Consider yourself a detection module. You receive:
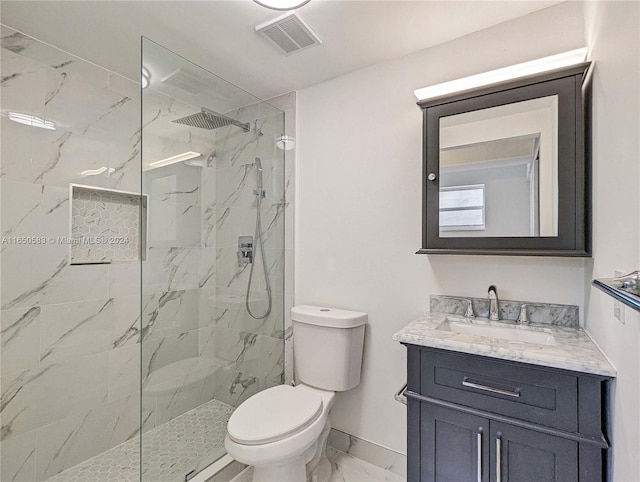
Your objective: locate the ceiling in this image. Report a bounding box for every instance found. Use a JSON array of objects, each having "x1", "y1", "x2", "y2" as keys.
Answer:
[{"x1": 1, "y1": 0, "x2": 563, "y2": 100}]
